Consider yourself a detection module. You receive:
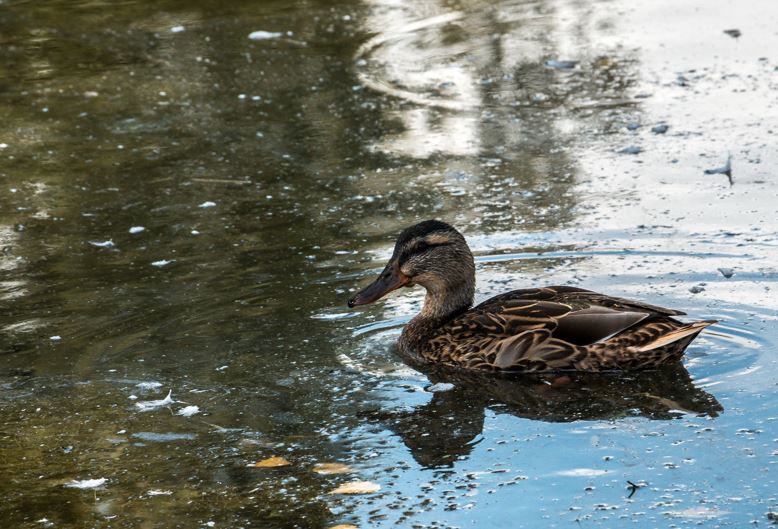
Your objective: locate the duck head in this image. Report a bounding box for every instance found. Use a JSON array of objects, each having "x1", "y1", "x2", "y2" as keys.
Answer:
[{"x1": 348, "y1": 220, "x2": 476, "y2": 315}]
